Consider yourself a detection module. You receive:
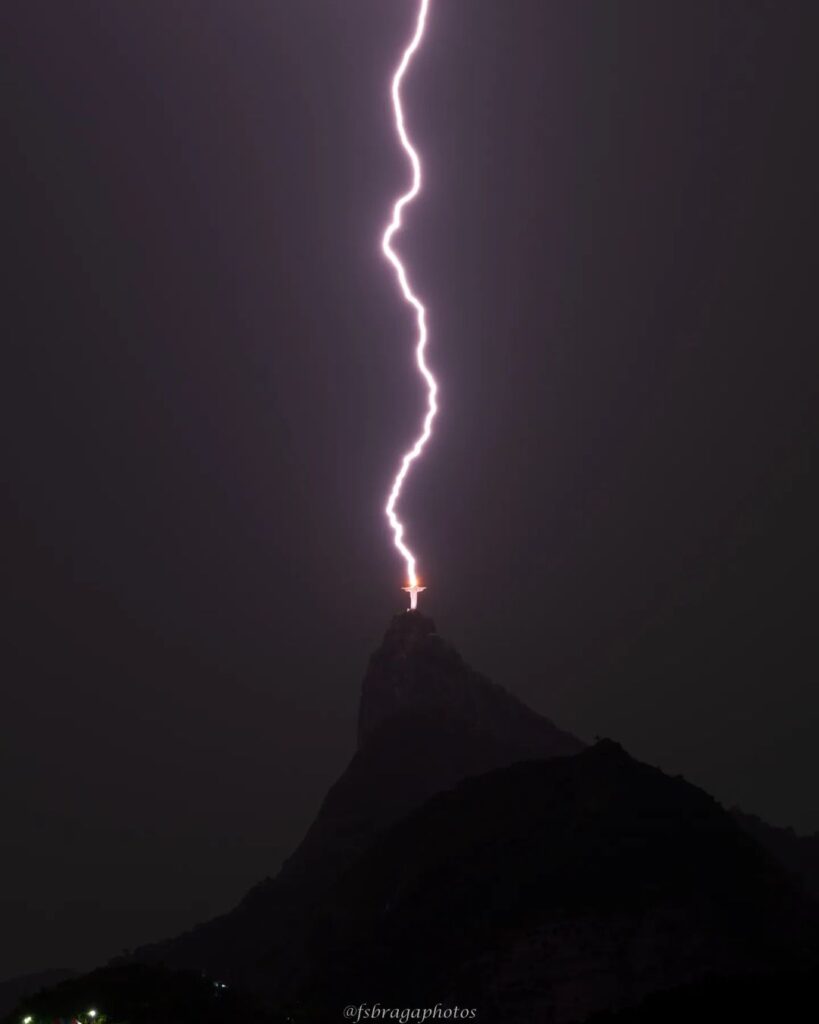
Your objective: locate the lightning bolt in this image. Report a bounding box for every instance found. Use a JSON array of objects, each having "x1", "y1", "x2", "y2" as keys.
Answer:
[{"x1": 381, "y1": 0, "x2": 437, "y2": 593}]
